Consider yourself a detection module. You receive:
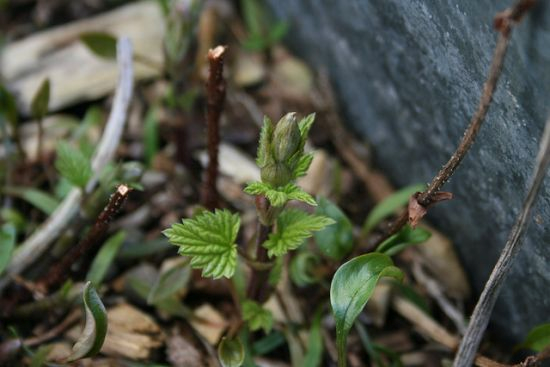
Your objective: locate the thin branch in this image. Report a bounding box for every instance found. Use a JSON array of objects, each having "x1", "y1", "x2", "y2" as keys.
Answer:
[
  {"x1": 246, "y1": 220, "x2": 272, "y2": 303},
  {"x1": 0, "y1": 38, "x2": 134, "y2": 292},
  {"x1": 201, "y1": 45, "x2": 227, "y2": 210},
  {"x1": 453, "y1": 108, "x2": 550, "y2": 365},
  {"x1": 38, "y1": 184, "x2": 131, "y2": 291},
  {"x1": 376, "y1": 0, "x2": 536, "y2": 245}
]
